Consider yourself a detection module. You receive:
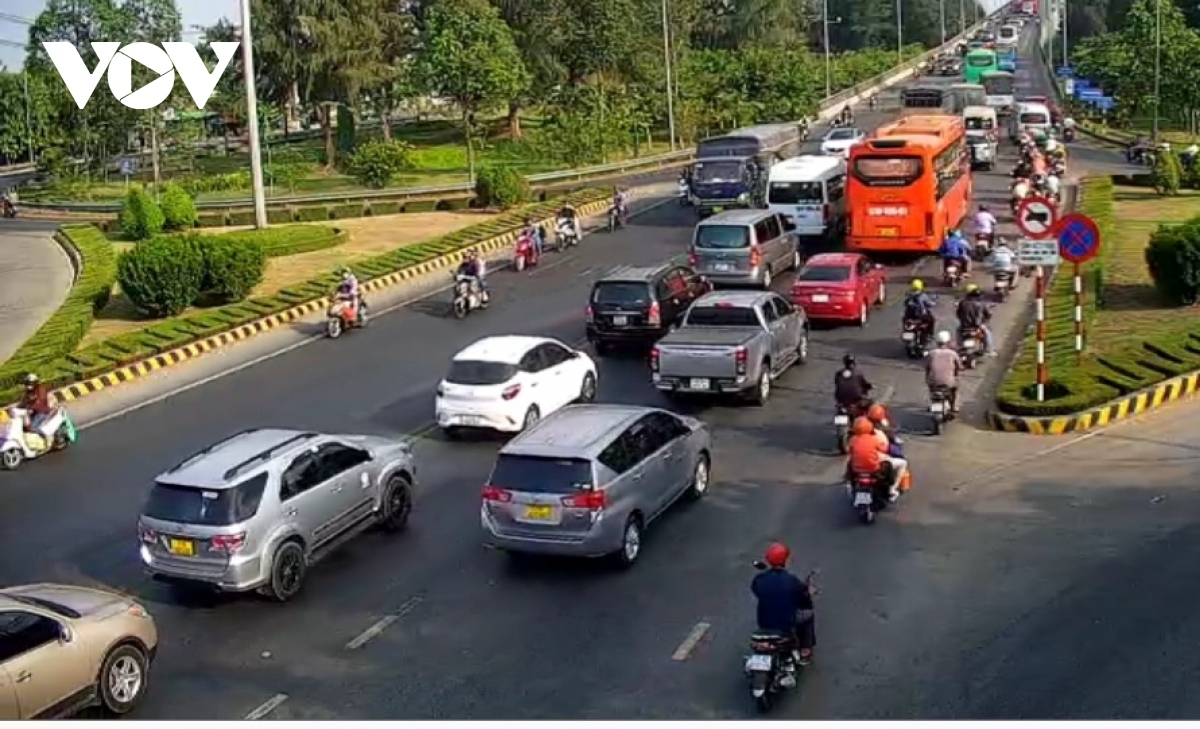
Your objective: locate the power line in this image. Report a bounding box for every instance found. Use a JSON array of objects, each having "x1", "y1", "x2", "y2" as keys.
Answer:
[{"x1": 0, "y1": 12, "x2": 33, "y2": 26}]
